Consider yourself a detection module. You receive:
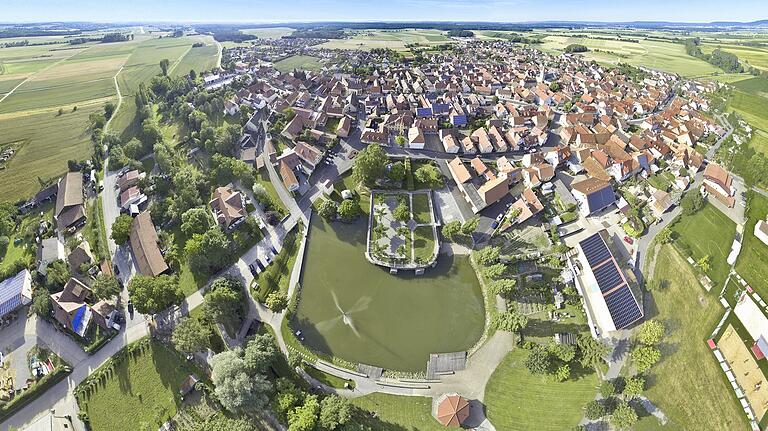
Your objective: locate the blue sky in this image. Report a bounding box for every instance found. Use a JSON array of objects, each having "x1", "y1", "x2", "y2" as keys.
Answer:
[{"x1": 3, "y1": 0, "x2": 767, "y2": 23}]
